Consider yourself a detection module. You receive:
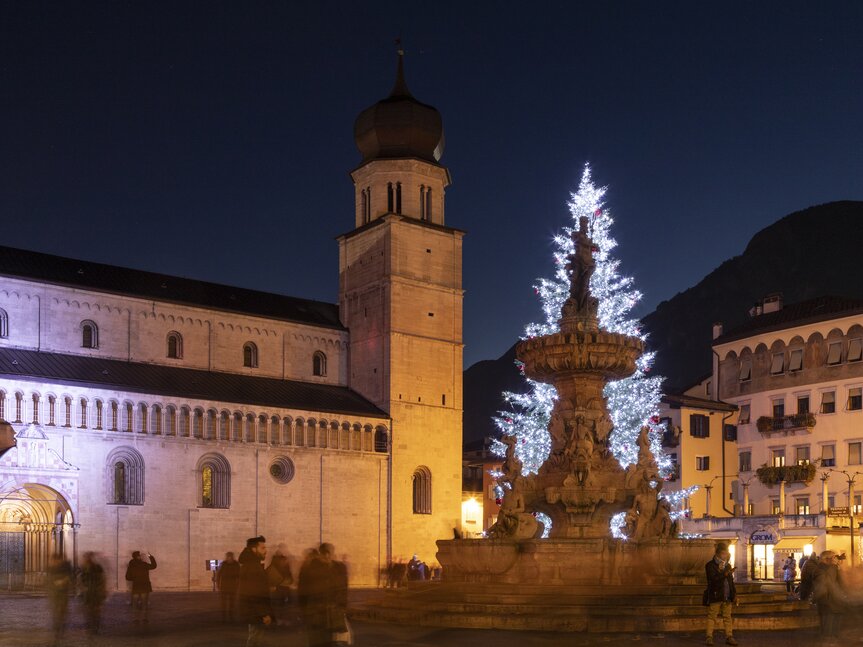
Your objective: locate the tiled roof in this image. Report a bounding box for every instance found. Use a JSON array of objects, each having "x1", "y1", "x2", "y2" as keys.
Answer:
[
  {"x1": 0, "y1": 245, "x2": 343, "y2": 330},
  {"x1": 661, "y1": 393, "x2": 737, "y2": 412},
  {"x1": 714, "y1": 295, "x2": 863, "y2": 345},
  {"x1": 0, "y1": 348, "x2": 387, "y2": 419}
]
